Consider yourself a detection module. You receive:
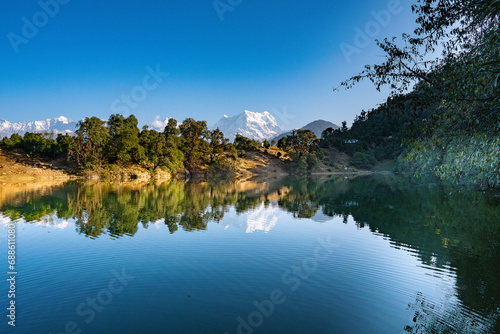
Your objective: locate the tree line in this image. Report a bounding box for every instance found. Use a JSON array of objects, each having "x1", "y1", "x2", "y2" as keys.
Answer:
[
  {"x1": 1, "y1": 114, "x2": 324, "y2": 176},
  {"x1": 0, "y1": 115, "x2": 238, "y2": 175}
]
